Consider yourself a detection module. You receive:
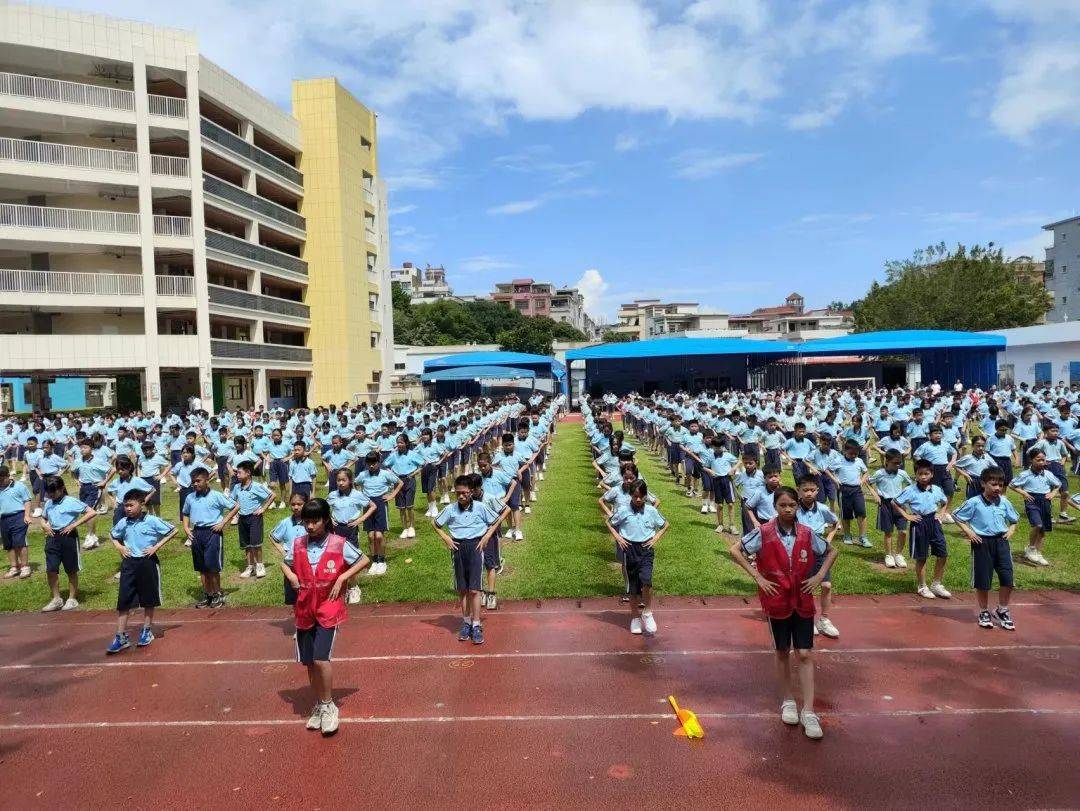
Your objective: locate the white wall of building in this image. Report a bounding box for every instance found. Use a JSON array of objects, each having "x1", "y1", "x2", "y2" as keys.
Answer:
[{"x1": 988, "y1": 323, "x2": 1080, "y2": 386}]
